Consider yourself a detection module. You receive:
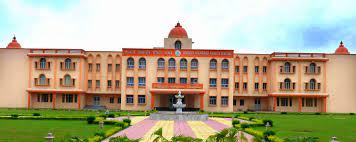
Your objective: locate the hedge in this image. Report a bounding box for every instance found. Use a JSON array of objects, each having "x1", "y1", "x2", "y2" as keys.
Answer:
[{"x1": 0, "y1": 116, "x2": 86, "y2": 120}]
